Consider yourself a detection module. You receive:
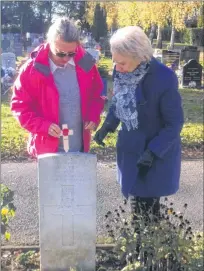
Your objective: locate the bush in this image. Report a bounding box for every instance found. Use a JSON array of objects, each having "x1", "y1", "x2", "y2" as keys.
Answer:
[
  {"x1": 1, "y1": 184, "x2": 16, "y2": 241},
  {"x1": 197, "y1": 15, "x2": 204, "y2": 28},
  {"x1": 162, "y1": 27, "x2": 191, "y2": 44},
  {"x1": 97, "y1": 56, "x2": 113, "y2": 79},
  {"x1": 183, "y1": 28, "x2": 204, "y2": 46},
  {"x1": 183, "y1": 29, "x2": 192, "y2": 45},
  {"x1": 162, "y1": 27, "x2": 204, "y2": 46},
  {"x1": 1, "y1": 24, "x2": 21, "y2": 34},
  {"x1": 99, "y1": 37, "x2": 112, "y2": 57},
  {"x1": 103, "y1": 200, "x2": 203, "y2": 270},
  {"x1": 197, "y1": 5, "x2": 204, "y2": 28},
  {"x1": 162, "y1": 27, "x2": 172, "y2": 41},
  {"x1": 181, "y1": 123, "x2": 203, "y2": 147},
  {"x1": 98, "y1": 64, "x2": 110, "y2": 78},
  {"x1": 190, "y1": 28, "x2": 204, "y2": 46},
  {"x1": 15, "y1": 251, "x2": 39, "y2": 269}
]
